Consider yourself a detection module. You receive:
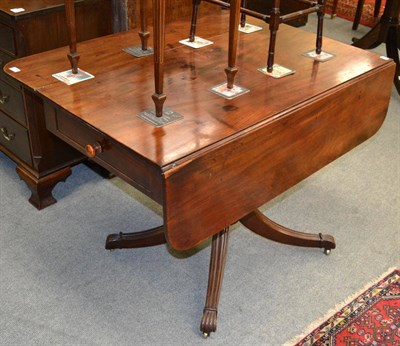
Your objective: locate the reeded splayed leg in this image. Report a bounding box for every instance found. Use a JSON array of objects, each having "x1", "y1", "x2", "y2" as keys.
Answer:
[
  {"x1": 200, "y1": 227, "x2": 230, "y2": 338},
  {"x1": 225, "y1": 0, "x2": 241, "y2": 89},
  {"x1": 240, "y1": 210, "x2": 335, "y2": 254},
  {"x1": 267, "y1": 0, "x2": 280, "y2": 72}
]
